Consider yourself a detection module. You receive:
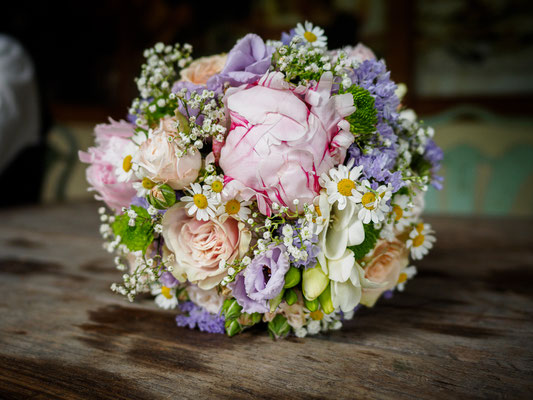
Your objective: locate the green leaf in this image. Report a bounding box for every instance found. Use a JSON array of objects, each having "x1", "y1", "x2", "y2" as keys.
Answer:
[
  {"x1": 111, "y1": 205, "x2": 154, "y2": 254},
  {"x1": 267, "y1": 314, "x2": 291, "y2": 339},
  {"x1": 222, "y1": 298, "x2": 242, "y2": 320},
  {"x1": 348, "y1": 222, "x2": 381, "y2": 261},
  {"x1": 269, "y1": 289, "x2": 285, "y2": 312},
  {"x1": 225, "y1": 319, "x2": 242, "y2": 337}
]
